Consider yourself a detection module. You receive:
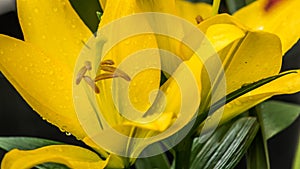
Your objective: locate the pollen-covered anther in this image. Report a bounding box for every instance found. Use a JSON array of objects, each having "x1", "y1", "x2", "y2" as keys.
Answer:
[
  {"x1": 94, "y1": 60, "x2": 131, "y2": 82},
  {"x1": 196, "y1": 15, "x2": 203, "y2": 24},
  {"x1": 100, "y1": 59, "x2": 115, "y2": 66},
  {"x1": 83, "y1": 76, "x2": 100, "y2": 94},
  {"x1": 76, "y1": 61, "x2": 92, "y2": 85}
]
